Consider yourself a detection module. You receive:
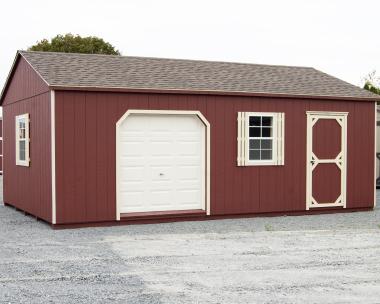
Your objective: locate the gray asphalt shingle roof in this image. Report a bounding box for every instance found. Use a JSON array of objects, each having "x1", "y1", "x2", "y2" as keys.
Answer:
[{"x1": 17, "y1": 50, "x2": 380, "y2": 100}]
